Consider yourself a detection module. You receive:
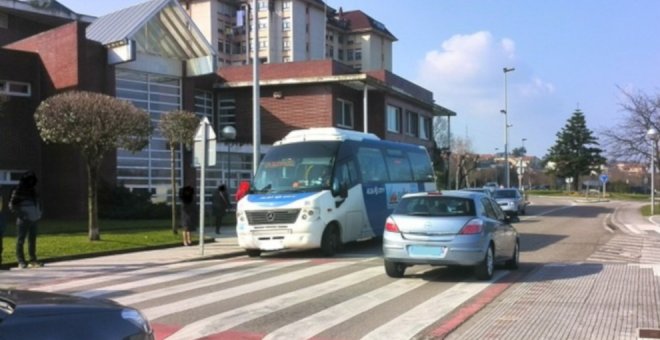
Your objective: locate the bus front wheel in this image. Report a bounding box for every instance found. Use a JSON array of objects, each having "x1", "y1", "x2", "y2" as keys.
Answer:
[{"x1": 321, "y1": 225, "x2": 340, "y2": 257}]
